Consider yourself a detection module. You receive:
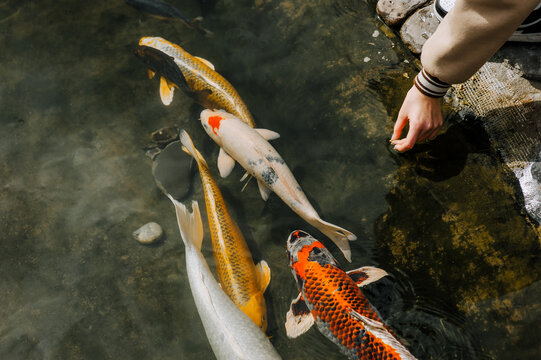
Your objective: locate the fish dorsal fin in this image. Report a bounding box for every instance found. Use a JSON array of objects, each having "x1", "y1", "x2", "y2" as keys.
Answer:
[
  {"x1": 256, "y1": 260, "x2": 271, "y2": 292},
  {"x1": 285, "y1": 293, "x2": 314, "y2": 338},
  {"x1": 346, "y1": 266, "x2": 388, "y2": 287},
  {"x1": 195, "y1": 56, "x2": 215, "y2": 70},
  {"x1": 349, "y1": 309, "x2": 416, "y2": 360},
  {"x1": 257, "y1": 180, "x2": 272, "y2": 201},
  {"x1": 217, "y1": 148, "x2": 235, "y2": 178},
  {"x1": 148, "y1": 69, "x2": 156, "y2": 79},
  {"x1": 255, "y1": 128, "x2": 280, "y2": 141},
  {"x1": 159, "y1": 76, "x2": 175, "y2": 105}
]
